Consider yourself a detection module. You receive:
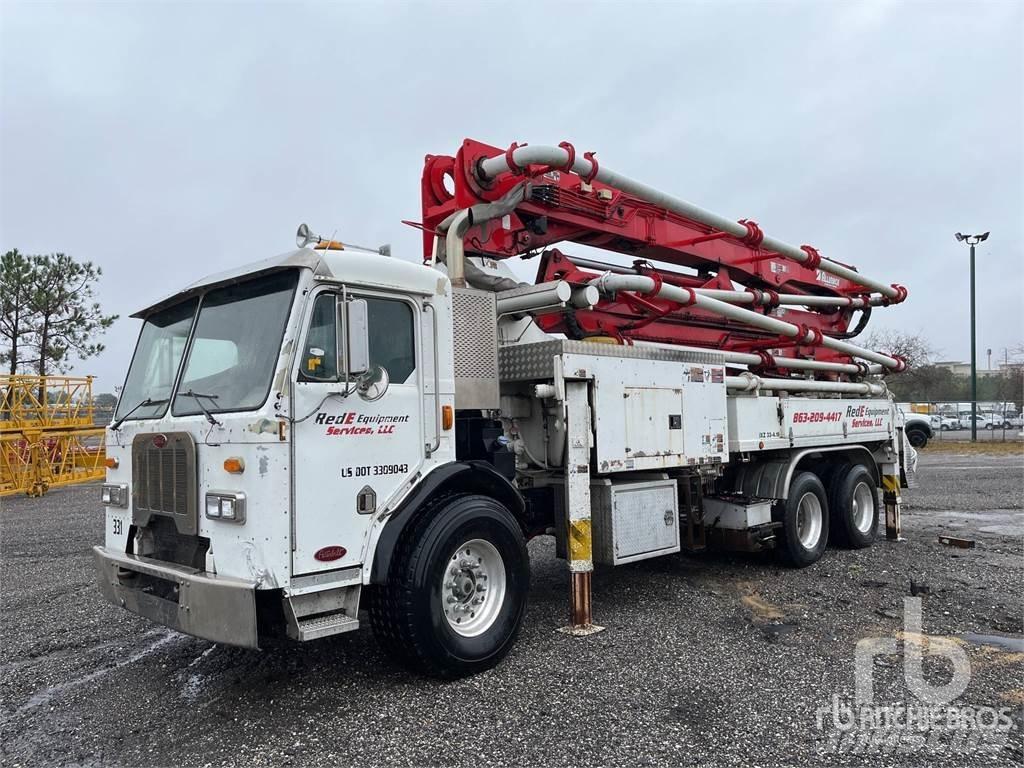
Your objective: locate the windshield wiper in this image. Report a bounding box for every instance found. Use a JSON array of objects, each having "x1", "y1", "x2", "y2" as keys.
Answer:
[
  {"x1": 179, "y1": 390, "x2": 222, "y2": 426},
  {"x1": 110, "y1": 398, "x2": 169, "y2": 431}
]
